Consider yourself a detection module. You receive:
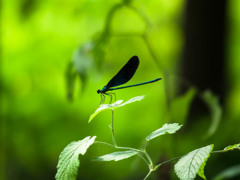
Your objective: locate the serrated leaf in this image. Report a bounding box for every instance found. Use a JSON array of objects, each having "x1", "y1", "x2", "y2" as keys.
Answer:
[
  {"x1": 92, "y1": 150, "x2": 138, "y2": 162},
  {"x1": 202, "y1": 90, "x2": 222, "y2": 138},
  {"x1": 197, "y1": 146, "x2": 213, "y2": 180},
  {"x1": 89, "y1": 95, "x2": 145, "y2": 123},
  {"x1": 224, "y1": 143, "x2": 240, "y2": 152},
  {"x1": 169, "y1": 88, "x2": 196, "y2": 124},
  {"x1": 198, "y1": 161, "x2": 207, "y2": 180},
  {"x1": 174, "y1": 144, "x2": 214, "y2": 180},
  {"x1": 146, "y1": 123, "x2": 182, "y2": 141},
  {"x1": 56, "y1": 136, "x2": 96, "y2": 180}
]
